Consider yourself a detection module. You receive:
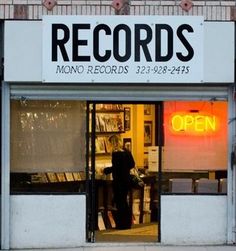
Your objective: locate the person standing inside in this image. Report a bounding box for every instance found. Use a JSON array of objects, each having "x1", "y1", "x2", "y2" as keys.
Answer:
[{"x1": 104, "y1": 134, "x2": 135, "y2": 229}]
